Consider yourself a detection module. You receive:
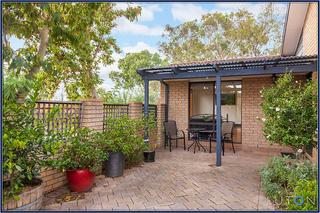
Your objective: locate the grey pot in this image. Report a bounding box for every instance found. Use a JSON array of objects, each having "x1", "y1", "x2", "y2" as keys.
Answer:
[{"x1": 105, "y1": 152, "x2": 124, "y2": 177}]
